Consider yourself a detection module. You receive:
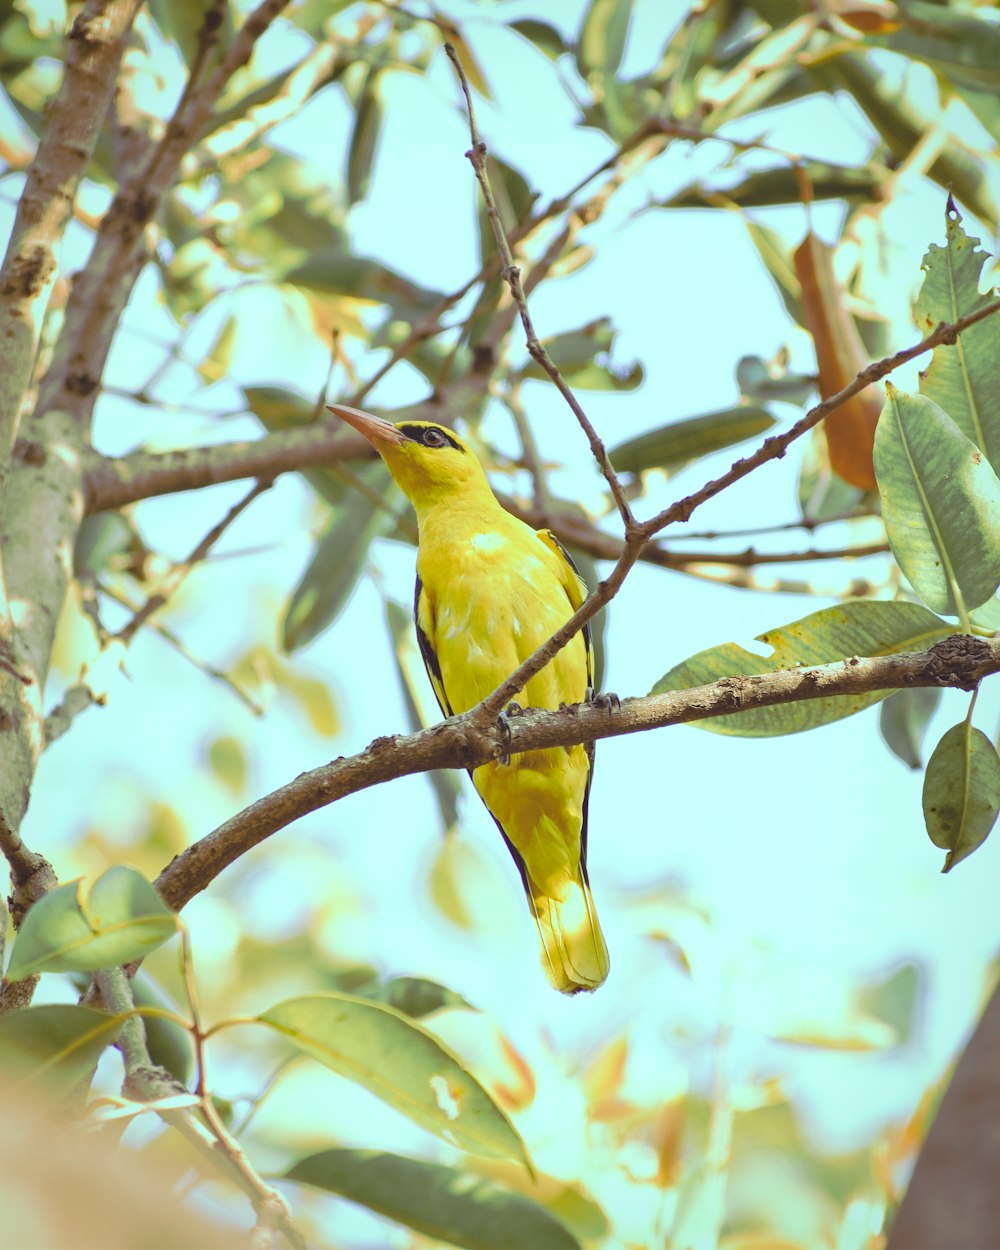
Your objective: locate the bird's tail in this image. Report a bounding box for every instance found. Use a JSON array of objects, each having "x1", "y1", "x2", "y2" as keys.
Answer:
[{"x1": 527, "y1": 865, "x2": 610, "y2": 995}]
